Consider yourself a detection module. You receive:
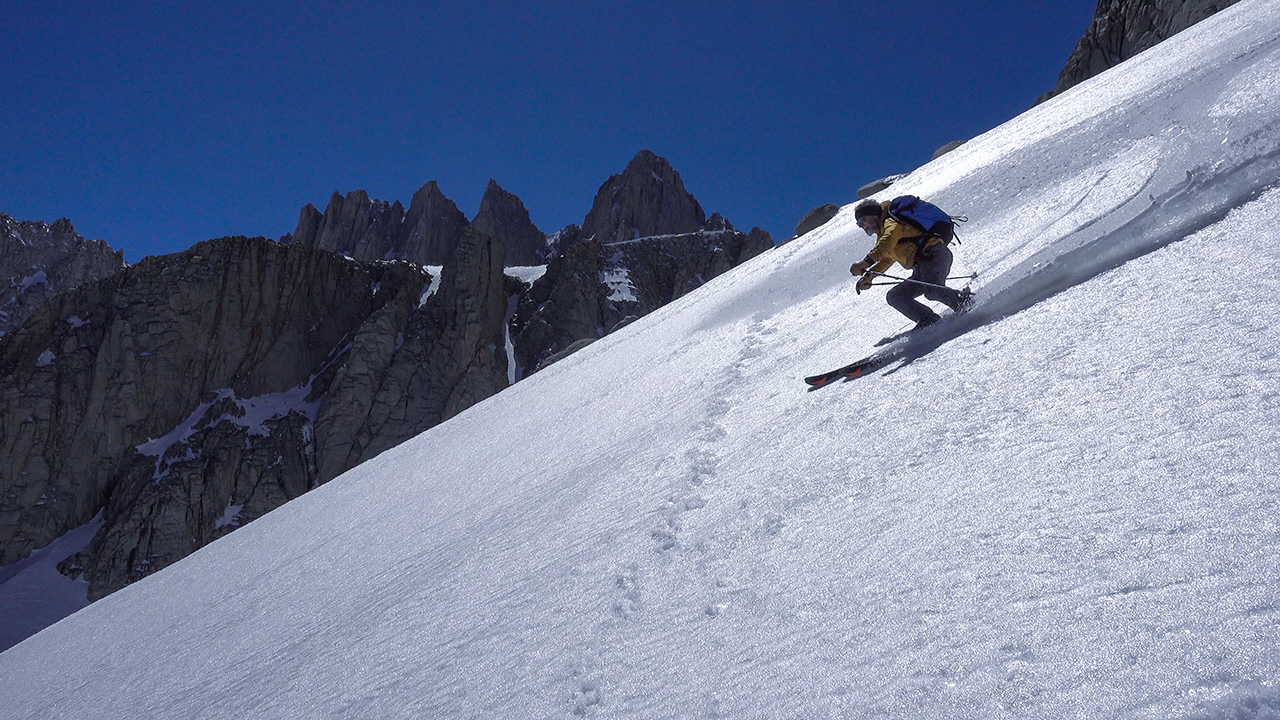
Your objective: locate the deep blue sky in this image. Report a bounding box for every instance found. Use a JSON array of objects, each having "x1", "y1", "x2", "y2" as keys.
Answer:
[{"x1": 2, "y1": 1, "x2": 1096, "y2": 262}]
